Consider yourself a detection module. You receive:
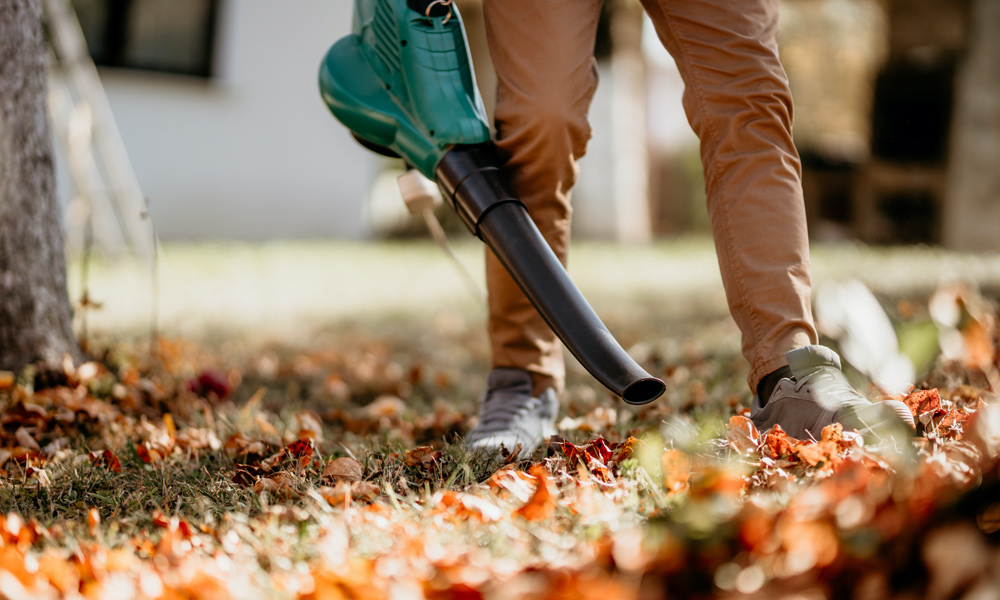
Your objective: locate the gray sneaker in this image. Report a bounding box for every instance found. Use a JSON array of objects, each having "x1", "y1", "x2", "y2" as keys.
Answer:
[
  {"x1": 751, "y1": 345, "x2": 915, "y2": 443},
  {"x1": 466, "y1": 368, "x2": 559, "y2": 458}
]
